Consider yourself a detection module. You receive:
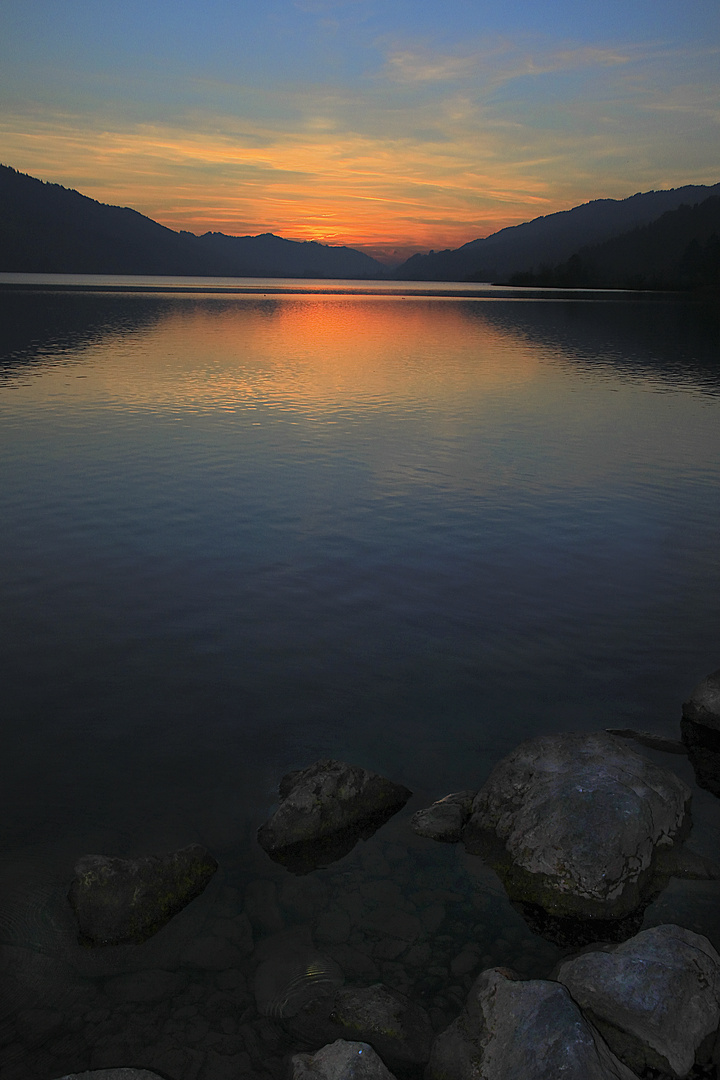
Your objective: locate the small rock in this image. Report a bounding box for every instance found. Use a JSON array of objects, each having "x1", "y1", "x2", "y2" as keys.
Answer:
[
  {"x1": 681, "y1": 669, "x2": 720, "y2": 797},
  {"x1": 606, "y1": 729, "x2": 688, "y2": 754},
  {"x1": 682, "y1": 669, "x2": 720, "y2": 735},
  {"x1": 52, "y1": 1072, "x2": 167, "y2": 1080},
  {"x1": 404, "y1": 943, "x2": 432, "y2": 968},
  {"x1": 287, "y1": 982, "x2": 433, "y2": 1071},
  {"x1": 291, "y1": 1039, "x2": 398, "y2": 1079},
  {"x1": 411, "y1": 791, "x2": 476, "y2": 842},
  {"x1": 371, "y1": 938, "x2": 406, "y2": 960},
  {"x1": 450, "y1": 947, "x2": 481, "y2": 978}
]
